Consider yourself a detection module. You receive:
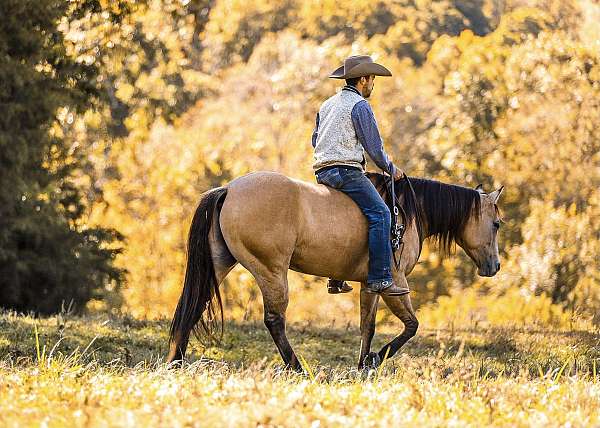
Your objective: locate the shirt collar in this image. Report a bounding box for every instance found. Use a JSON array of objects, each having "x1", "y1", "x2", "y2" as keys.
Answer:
[{"x1": 342, "y1": 85, "x2": 362, "y2": 97}]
